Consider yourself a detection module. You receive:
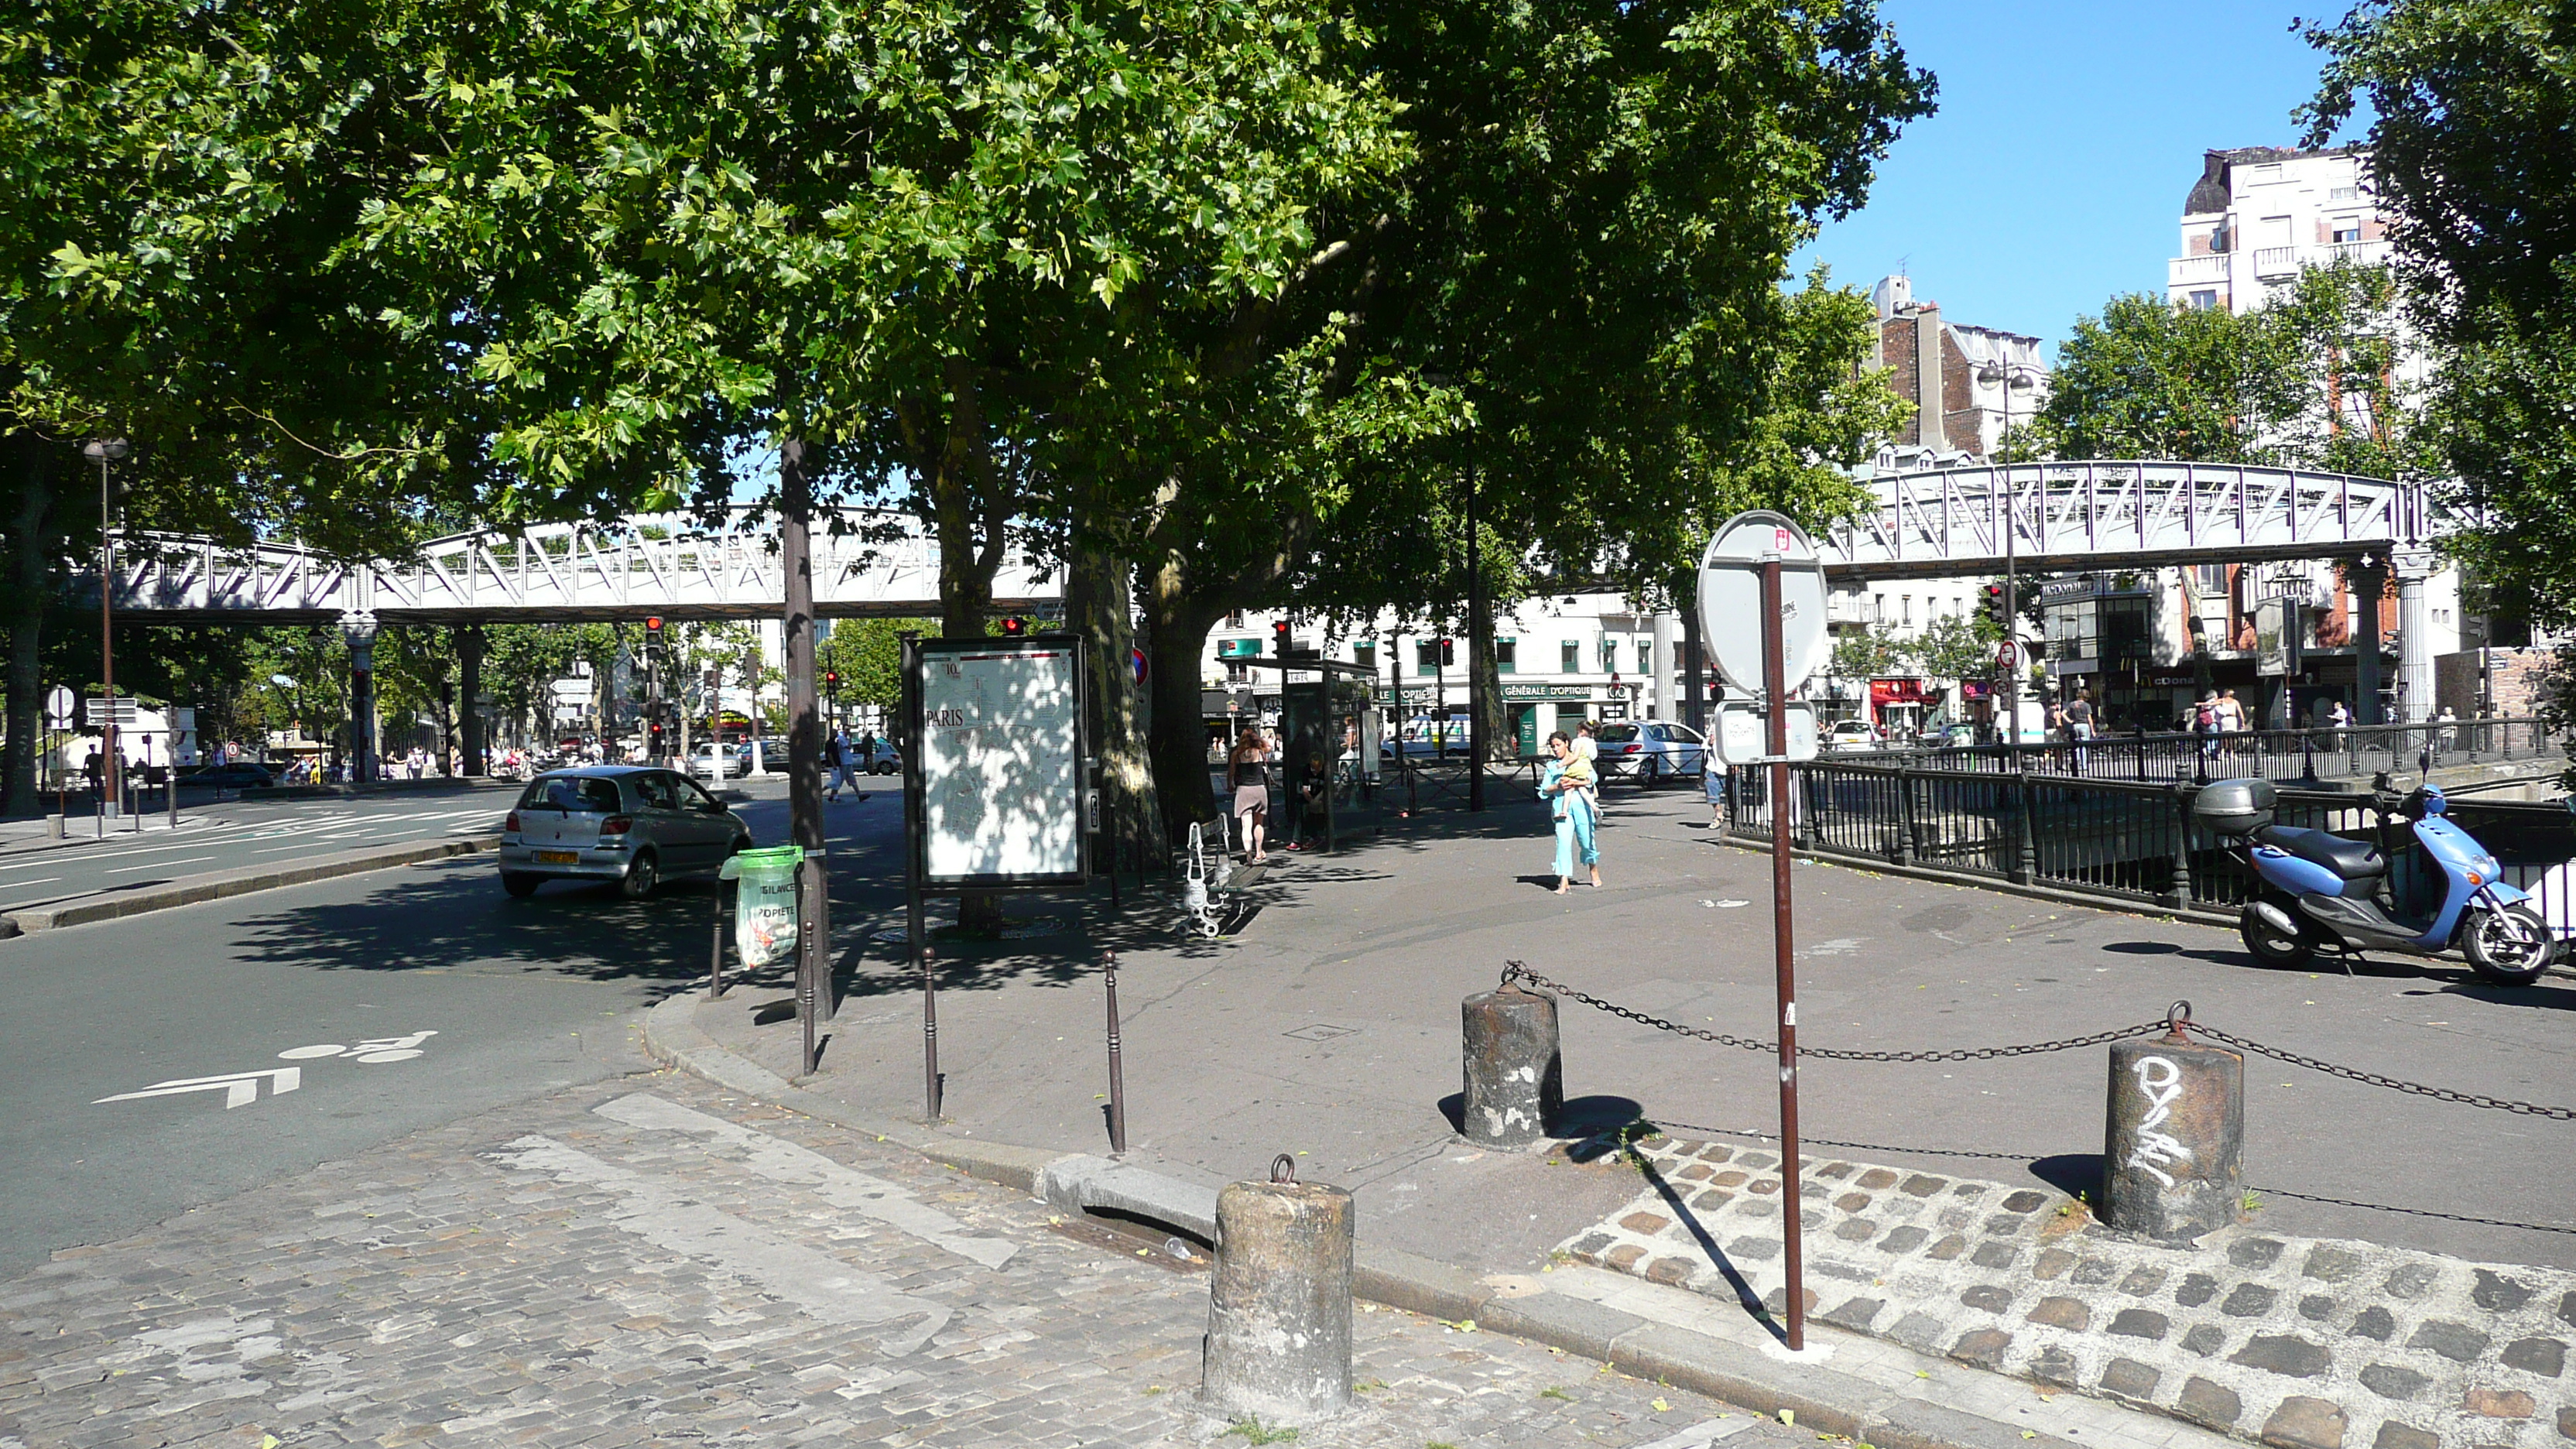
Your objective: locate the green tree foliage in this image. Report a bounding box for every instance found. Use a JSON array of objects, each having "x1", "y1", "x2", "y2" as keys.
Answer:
[
  {"x1": 2302, "y1": 0, "x2": 2576, "y2": 642},
  {"x1": 2030, "y1": 265, "x2": 2429, "y2": 478},
  {"x1": 817, "y1": 619, "x2": 944, "y2": 717},
  {"x1": 2028, "y1": 295, "x2": 2307, "y2": 464}
]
